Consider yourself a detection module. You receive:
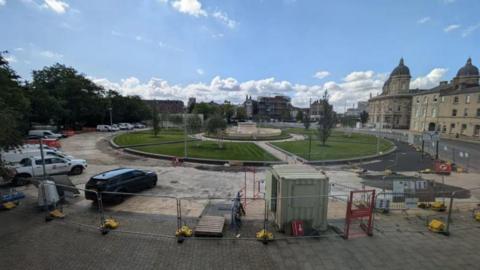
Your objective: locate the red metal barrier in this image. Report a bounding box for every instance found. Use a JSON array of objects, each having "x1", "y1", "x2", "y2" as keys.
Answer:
[
  {"x1": 61, "y1": 129, "x2": 75, "y2": 137},
  {"x1": 344, "y1": 190, "x2": 375, "y2": 239},
  {"x1": 24, "y1": 139, "x2": 61, "y2": 149},
  {"x1": 435, "y1": 161, "x2": 452, "y2": 175},
  {"x1": 291, "y1": 220, "x2": 305, "y2": 236}
]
